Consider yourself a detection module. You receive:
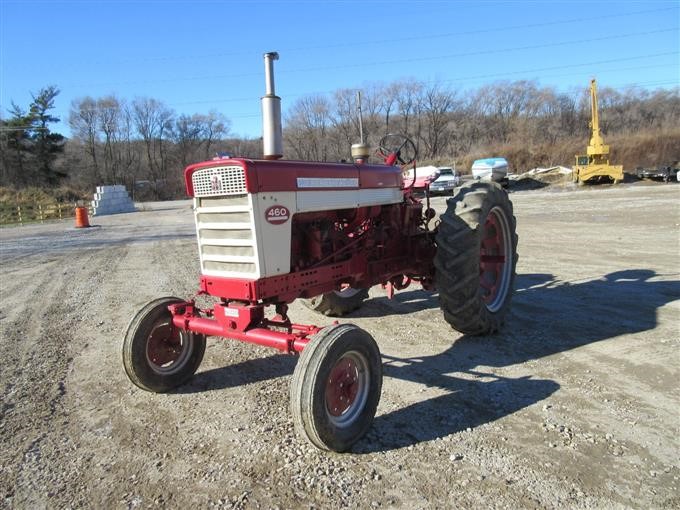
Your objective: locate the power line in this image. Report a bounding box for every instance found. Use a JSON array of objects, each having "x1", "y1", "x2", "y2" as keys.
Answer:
[
  {"x1": 54, "y1": 52, "x2": 678, "y2": 120},
  {"x1": 163, "y1": 50, "x2": 680, "y2": 100},
  {"x1": 278, "y1": 28, "x2": 679, "y2": 77},
  {"x1": 39, "y1": 5, "x2": 678, "y2": 68},
  {"x1": 437, "y1": 52, "x2": 679, "y2": 85},
  {"x1": 173, "y1": 62, "x2": 680, "y2": 108},
  {"x1": 63, "y1": 26, "x2": 678, "y2": 89},
  {"x1": 282, "y1": 6, "x2": 678, "y2": 54},
  {"x1": 608, "y1": 79, "x2": 679, "y2": 88}
]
